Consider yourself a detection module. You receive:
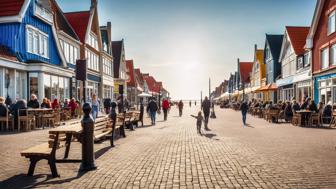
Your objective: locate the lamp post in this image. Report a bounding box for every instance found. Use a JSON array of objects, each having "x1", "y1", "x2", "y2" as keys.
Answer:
[{"x1": 210, "y1": 78, "x2": 216, "y2": 118}]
